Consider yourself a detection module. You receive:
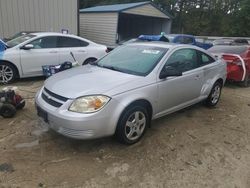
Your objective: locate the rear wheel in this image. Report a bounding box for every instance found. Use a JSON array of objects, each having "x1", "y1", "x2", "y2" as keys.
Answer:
[
  {"x1": 0, "y1": 62, "x2": 17, "y2": 84},
  {"x1": 115, "y1": 106, "x2": 149, "y2": 145},
  {"x1": 205, "y1": 81, "x2": 222, "y2": 107}
]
